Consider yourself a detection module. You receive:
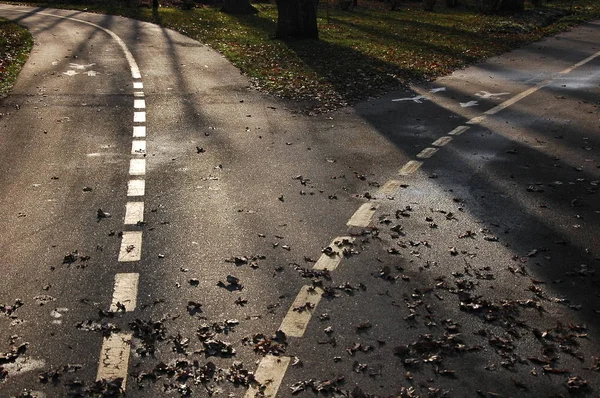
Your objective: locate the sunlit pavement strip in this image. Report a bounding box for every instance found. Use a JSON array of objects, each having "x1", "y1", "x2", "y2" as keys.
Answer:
[
  {"x1": 347, "y1": 202, "x2": 378, "y2": 227},
  {"x1": 96, "y1": 333, "x2": 133, "y2": 388},
  {"x1": 110, "y1": 273, "x2": 139, "y2": 312},
  {"x1": 279, "y1": 286, "x2": 323, "y2": 338},
  {"x1": 314, "y1": 237, "x2": 355, "y2": 271},
  {"x1": 244, "y1": 355, "x2": 291, "y2": 398}
]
